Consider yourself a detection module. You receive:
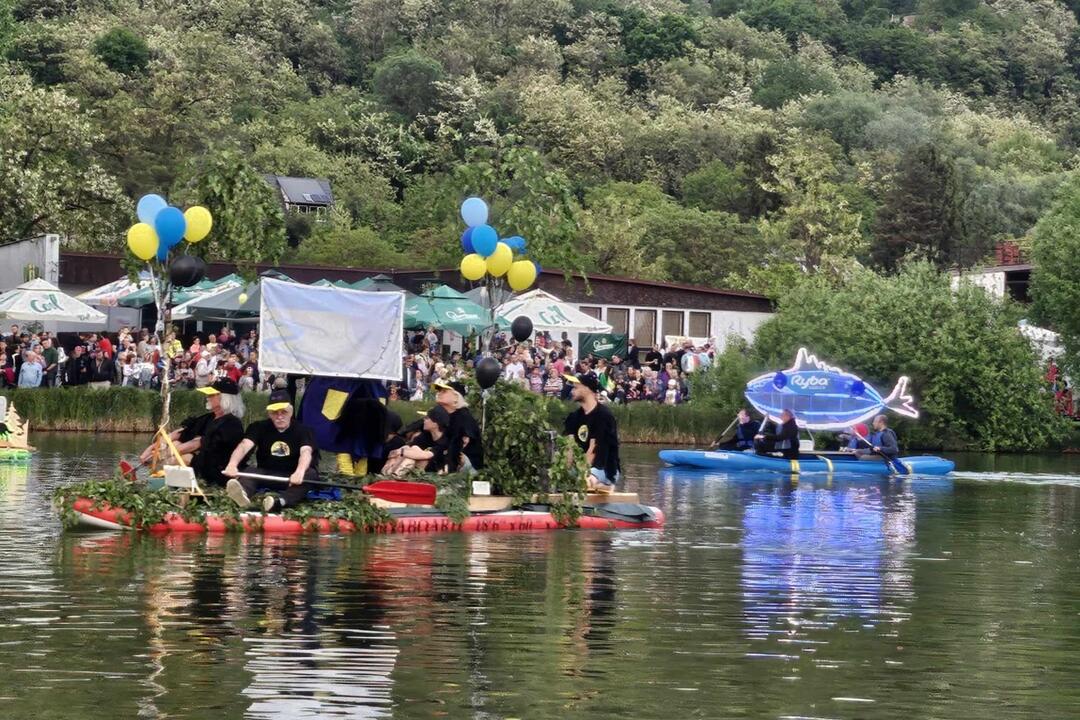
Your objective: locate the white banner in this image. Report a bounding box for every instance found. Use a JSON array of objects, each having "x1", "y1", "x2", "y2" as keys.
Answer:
[{"x1": 259, "y1": 278, "x2": 404, "y2": 380}]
